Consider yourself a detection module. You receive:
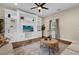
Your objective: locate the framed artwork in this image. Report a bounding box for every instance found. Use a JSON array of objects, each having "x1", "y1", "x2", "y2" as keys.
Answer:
[{"x1": 23, "y1": 25, "x2": 34, "y2": 32}]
